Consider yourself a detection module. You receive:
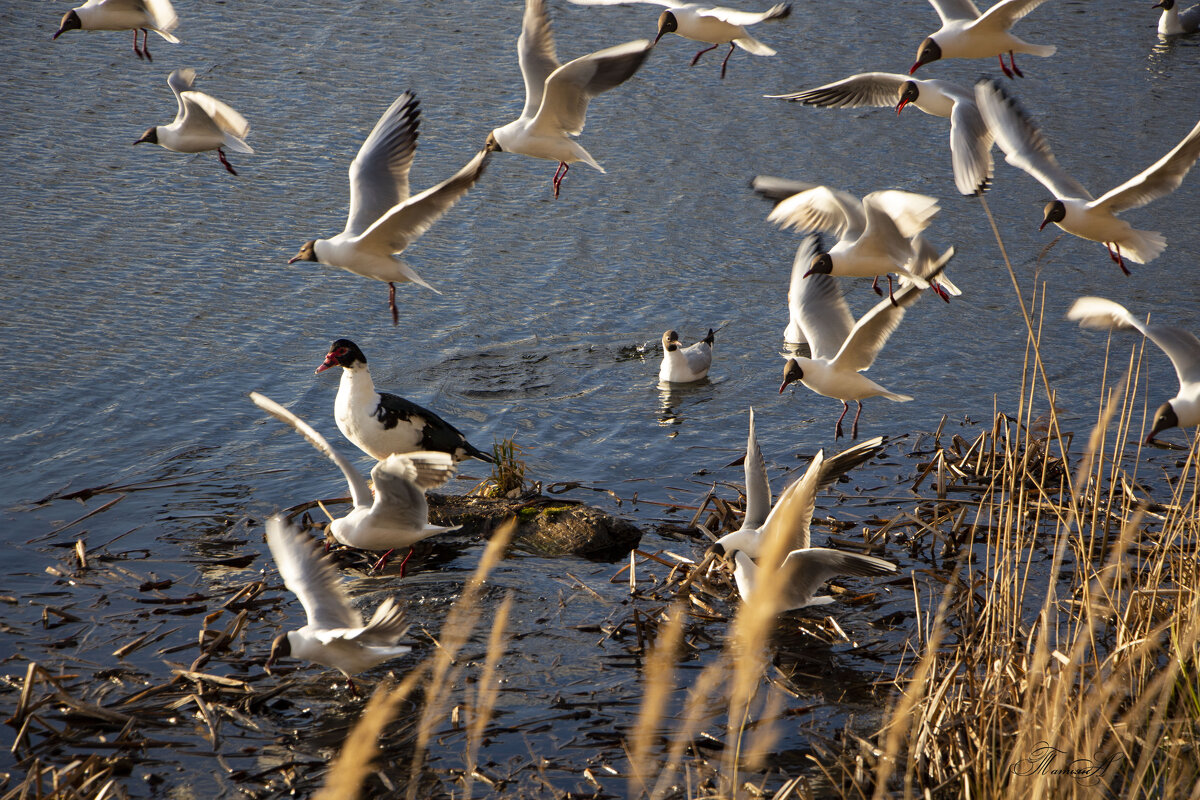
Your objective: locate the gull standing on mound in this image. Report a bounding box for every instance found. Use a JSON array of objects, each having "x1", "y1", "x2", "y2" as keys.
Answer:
[
  {"x1": 975, "y1": 79, "x2": 1200, "y2": 274},
  {"x1": 1067, "y1": 298, "x2": 1200, "y2": 444},
  {"x1": 910, "y1": 0, "x2": 1057, "y2": 79},
  {"x1": 659, "y1": 328, "x2": 714, "y2": 383},
  {"x1": 769, "y1": 73, "x2": 994, "y2": 196},
  {"x1": 264, "y1": 515, "x2": 412, "y2": 689},
  {"x1": 53, "y1": 0, "x2": 179, "y2": 61},
  {"x1": 708, "y1": 409, "x2": 896, "y2": 613},
  {"x1": 251, "y1": 392, "x2": 461, "y2": 574},
  {"x1": 290, "y1": 92, "x2": 490, "y2": 325},
  {"x1": 485, "y1": 0, "x2": 652, "y2": 198},
  {"x1": 568, "y1": 0, "x2": 790, "y2": 79},
  {"x1": 134, "y1": 69, "x2": 252, "y2": 176},
  {"x1": 316, "y1": 339, "x2": 493, "y2": 464},
  {"x1": 778, "y1": 235, "x2": 948, "y2": 439}
]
